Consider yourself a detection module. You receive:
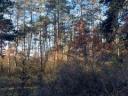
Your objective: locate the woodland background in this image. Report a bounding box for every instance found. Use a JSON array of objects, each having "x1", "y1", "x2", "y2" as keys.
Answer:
[{"x1": 0, "y1": 0, "x2": 128, "y2": 96}]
